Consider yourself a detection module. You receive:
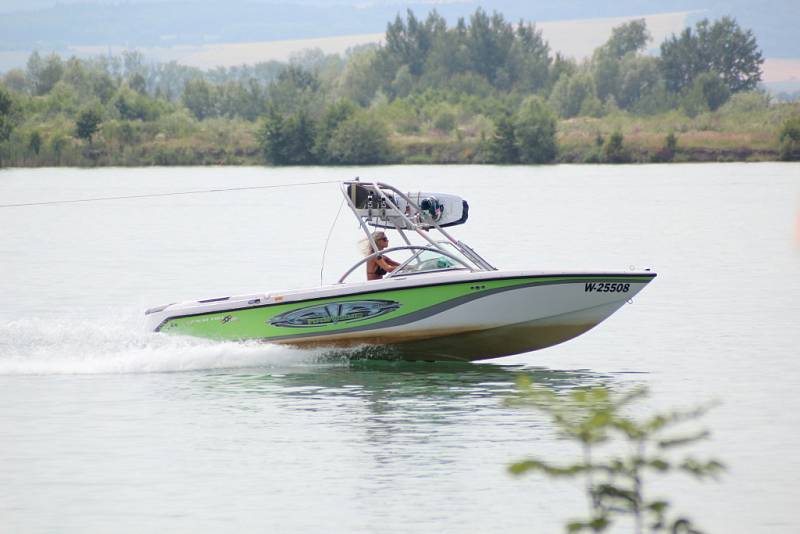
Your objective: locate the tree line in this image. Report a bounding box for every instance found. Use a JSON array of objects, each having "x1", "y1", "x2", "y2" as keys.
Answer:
[{"x1": 1, "y1": 8, "x2": 796, "y2": 167}]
